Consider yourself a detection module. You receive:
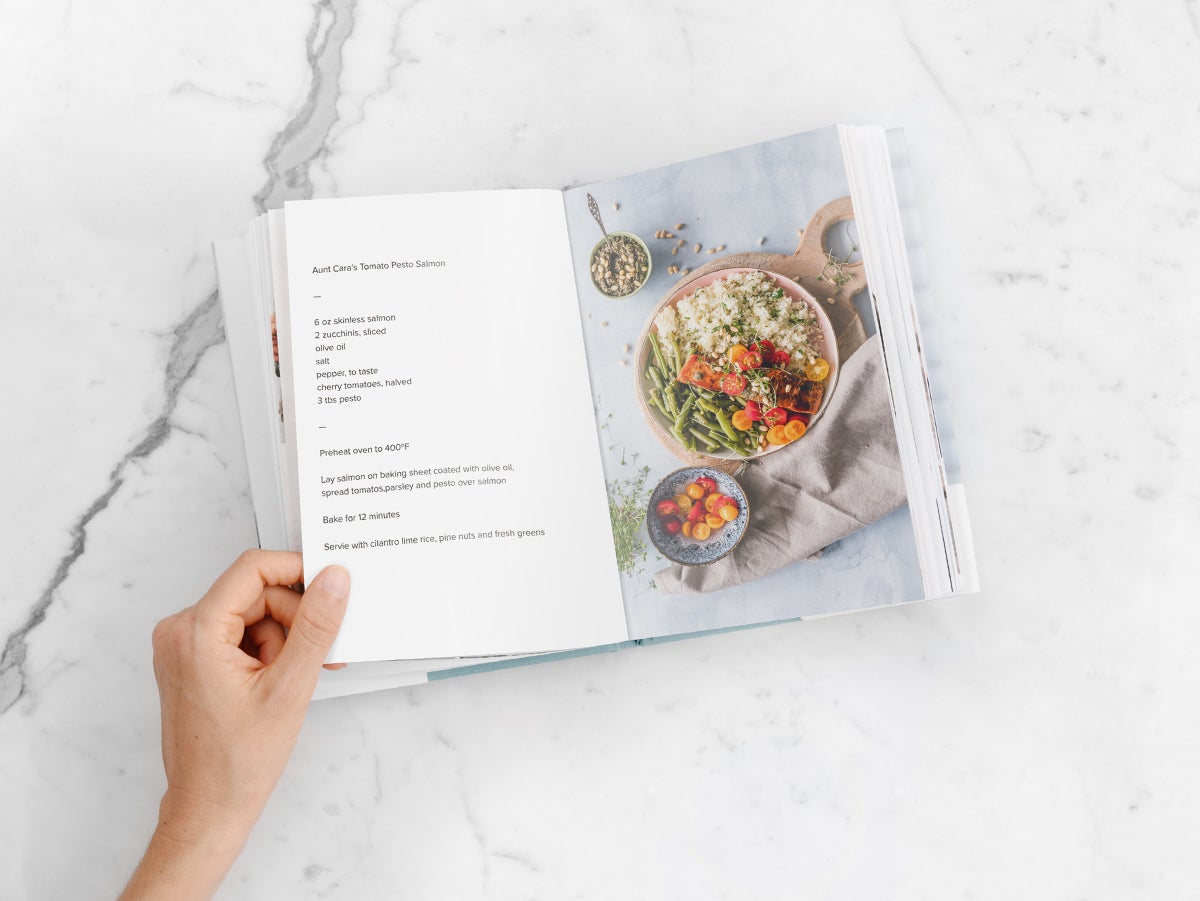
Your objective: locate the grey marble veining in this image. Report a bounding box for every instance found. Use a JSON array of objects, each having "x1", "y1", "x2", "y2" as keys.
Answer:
[{"x1": 3, "y1": 0, "x2": 1200, "y2": 897}]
